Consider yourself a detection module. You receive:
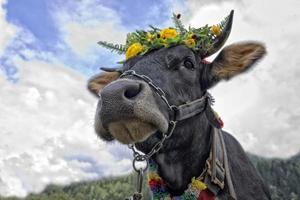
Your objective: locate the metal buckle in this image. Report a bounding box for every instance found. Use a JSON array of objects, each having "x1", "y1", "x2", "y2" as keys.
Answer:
[
  {"x1": 165, "y1": 121, "x2": 177, "y2": 138},
  {"x1": 206, "y1": 158, "x2": 225, "y2": 189},
  {"x1": 212, "y1": 176, "x2": 225, "y2": 189},
  {"x1": 169, "y1": 105, "x2": 178, "y2": 121}
]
